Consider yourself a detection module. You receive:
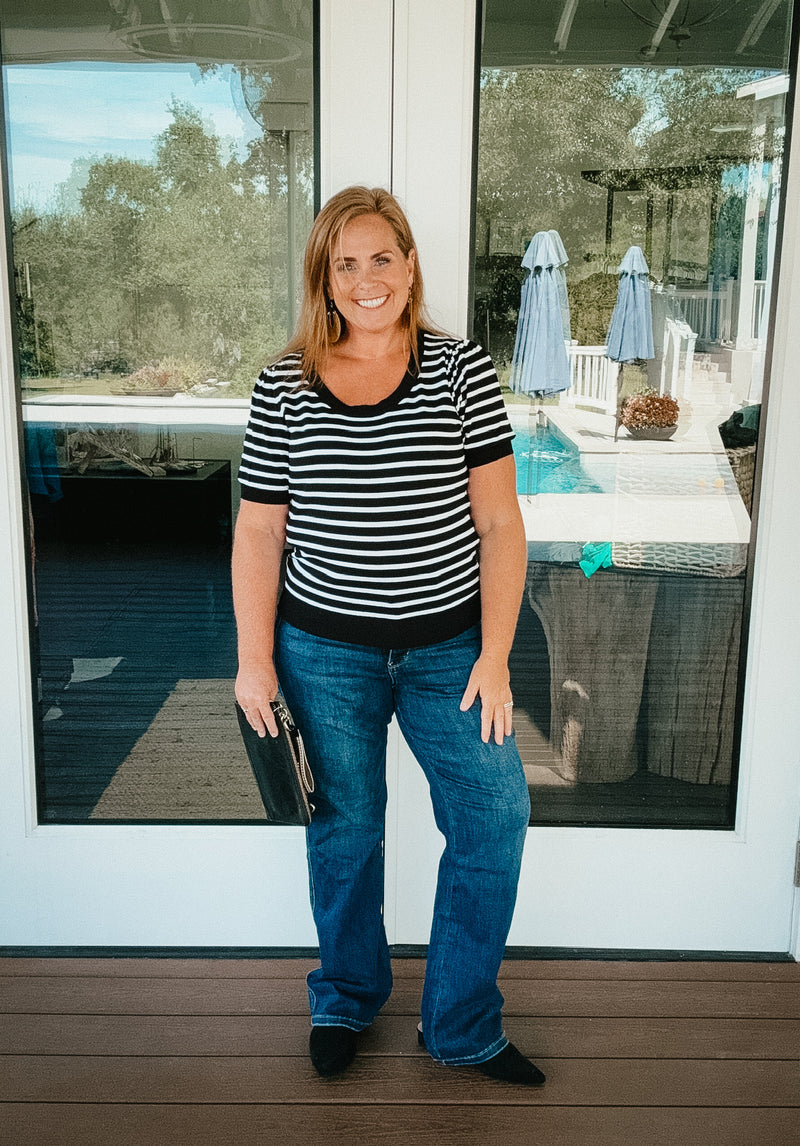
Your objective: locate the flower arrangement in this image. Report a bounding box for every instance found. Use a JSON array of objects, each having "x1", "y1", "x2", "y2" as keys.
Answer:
[{"x1": 620, "y1": 387, "x2": 679, "y2": 430}]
